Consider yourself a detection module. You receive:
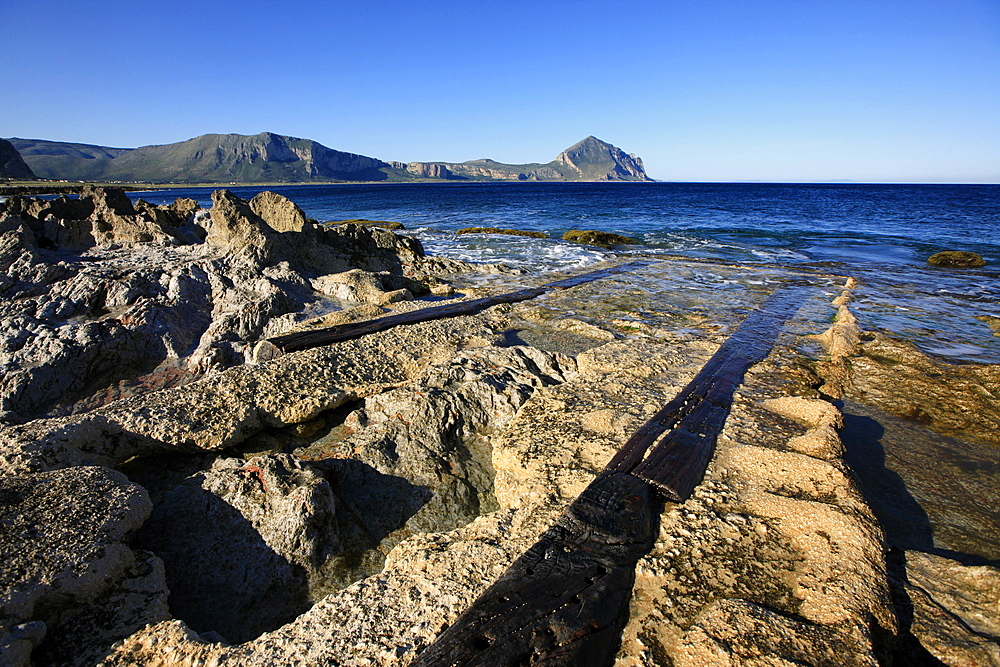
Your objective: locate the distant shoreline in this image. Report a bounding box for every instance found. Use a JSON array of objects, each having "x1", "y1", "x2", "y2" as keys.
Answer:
[{"x1": 5, "y1": 179, "x2": 998, "y2": 198}]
